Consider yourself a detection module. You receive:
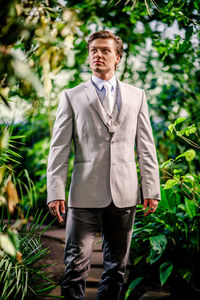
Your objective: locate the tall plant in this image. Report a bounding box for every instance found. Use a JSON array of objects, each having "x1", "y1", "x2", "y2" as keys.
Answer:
[
  {"x1": 125, "y1": 119, "x2": 200, "y2": 299},
  {"x1": 0, "y1": 126, "x2": 60, "y2": 299}
]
